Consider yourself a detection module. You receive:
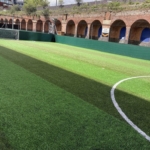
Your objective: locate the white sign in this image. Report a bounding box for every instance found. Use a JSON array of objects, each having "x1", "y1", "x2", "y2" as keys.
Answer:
[
  {"x1": 102, "y1": 28, "x2": 110, "y2": 34},
  {"x1": 103, "y1": 20, "x2": 111, "y2": 25}
]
